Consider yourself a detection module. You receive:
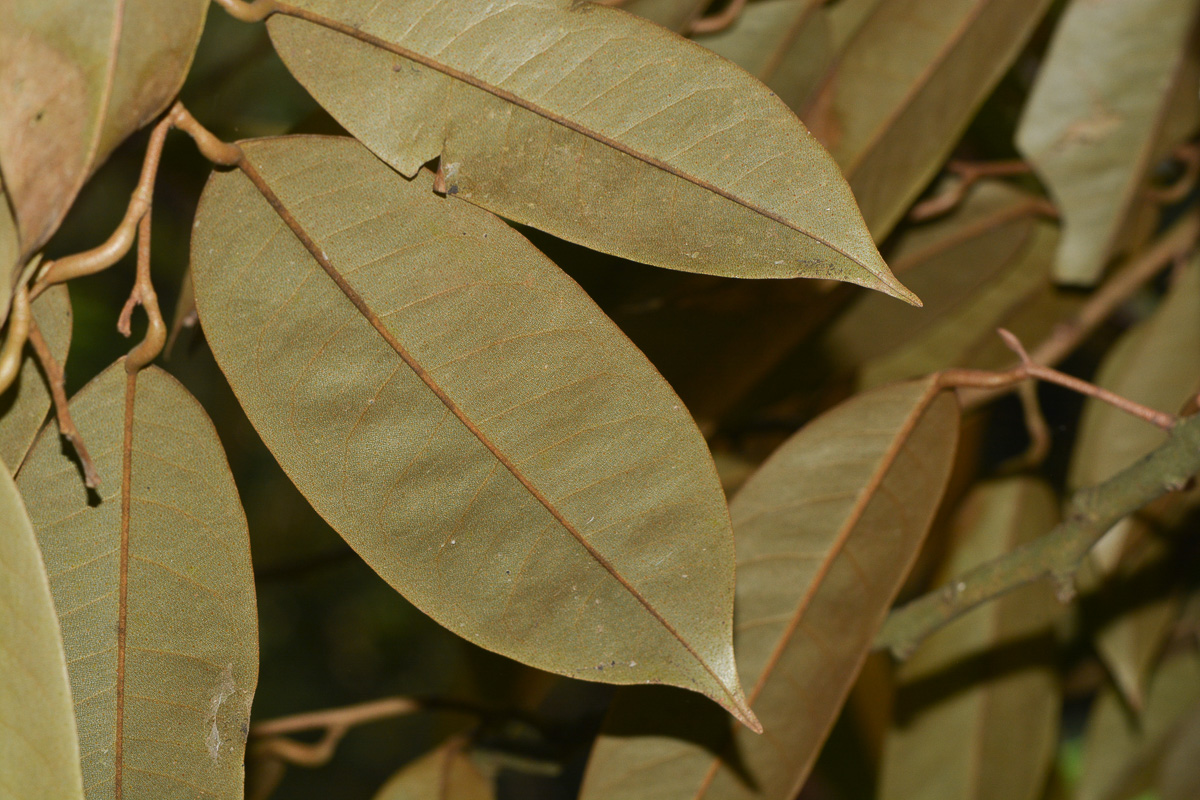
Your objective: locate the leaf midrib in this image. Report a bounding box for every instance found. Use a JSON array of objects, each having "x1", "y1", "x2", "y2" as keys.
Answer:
[
  {"x1": 270, "y1": 0, "x2": 890, "y2": 285},
  {"x1": 234, "y1": 156, "x2": 738, "y2": 707}
]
